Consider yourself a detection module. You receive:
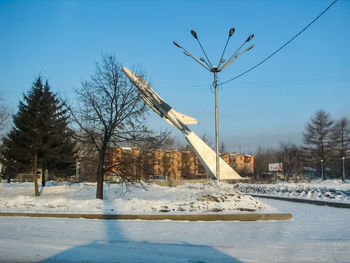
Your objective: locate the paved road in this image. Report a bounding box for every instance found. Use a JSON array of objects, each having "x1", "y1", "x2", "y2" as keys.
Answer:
[{"x1": 0, "y1": 198, "x2": 349, "y2": 263}]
